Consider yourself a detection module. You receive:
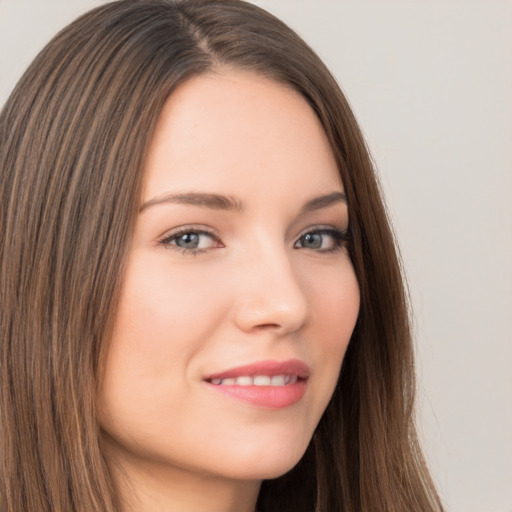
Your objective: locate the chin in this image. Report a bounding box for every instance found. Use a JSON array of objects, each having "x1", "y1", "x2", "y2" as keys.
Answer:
[{"x1": 213, "y1": 437, "x2": 311, "y2": 481}]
